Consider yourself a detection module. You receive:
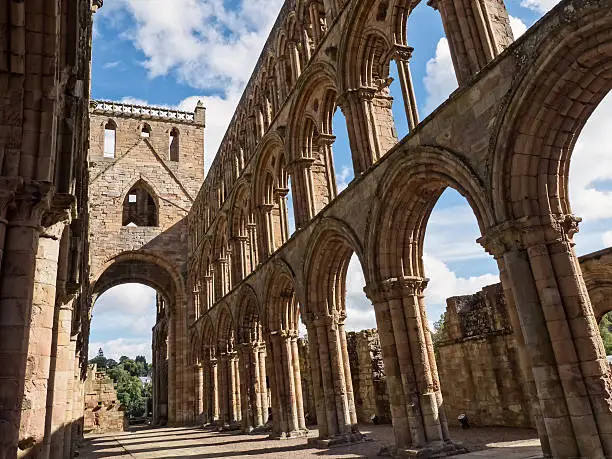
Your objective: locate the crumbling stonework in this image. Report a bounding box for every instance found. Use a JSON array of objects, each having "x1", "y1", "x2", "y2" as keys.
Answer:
[
  {"x1": 347, "y1": 330, "x2": 391, "y2": 425},
  {"x1": 83, "y1": 366, "x2": 126, "y2": 434},
  {"x1": 88, "y1": 100, "x2": 206, "y2": 426},
  {"x1": 437, "y1": 285, "x2": 531, "y2": 428},
  {"x1": 4, "y1": 0, "x2": 612, "y2": 458}
]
